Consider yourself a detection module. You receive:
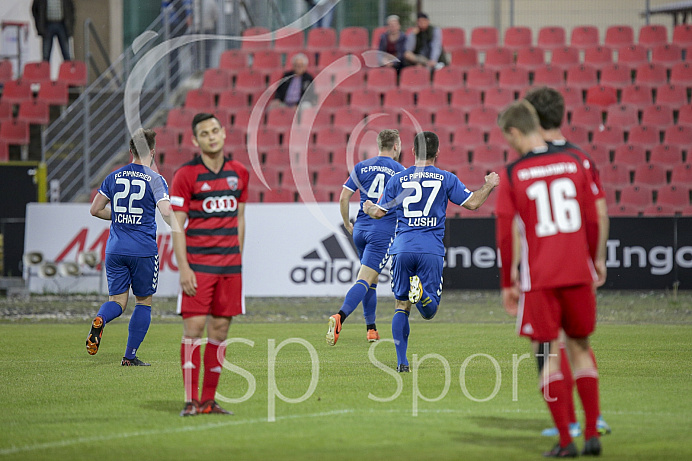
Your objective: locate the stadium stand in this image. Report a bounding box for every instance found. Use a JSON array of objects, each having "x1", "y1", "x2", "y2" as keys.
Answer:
[
  {"x1": 537, "y1": 26, "x2": 566, "y2": 49},
  {"x1": 504, "y1": 26, "x2": 532, "y2": 50},
  {"x1": 449, "y1": 48, "x2": 479, "y2": 70},
  {"x1": 442, "y1": 27, "x2": 466, "y2": 51},
  {"x1": 617, "y1": 44, "x2": 649, "y2": 69},
  {"x1": 515, "y1": 47, "x2": 545, "y2": 71},
  {"x1": 58, "y1": 60, "x2": 87, "y2": 87},
  {"x1": 605, "y1": 25, "x2": 634, "y2": 48},
  {"x1": 639, "y1": 24, "x2": 669, "y2": 48},
  {"x1": 471, "y1": 26, "x2": 500, "y2": 51},
  {"x1": 584, "y1": 45, "x2": 613, "y2": 66},
  {"x1": 571, "y1": 26, "x2": 600, "y2": 49}
]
